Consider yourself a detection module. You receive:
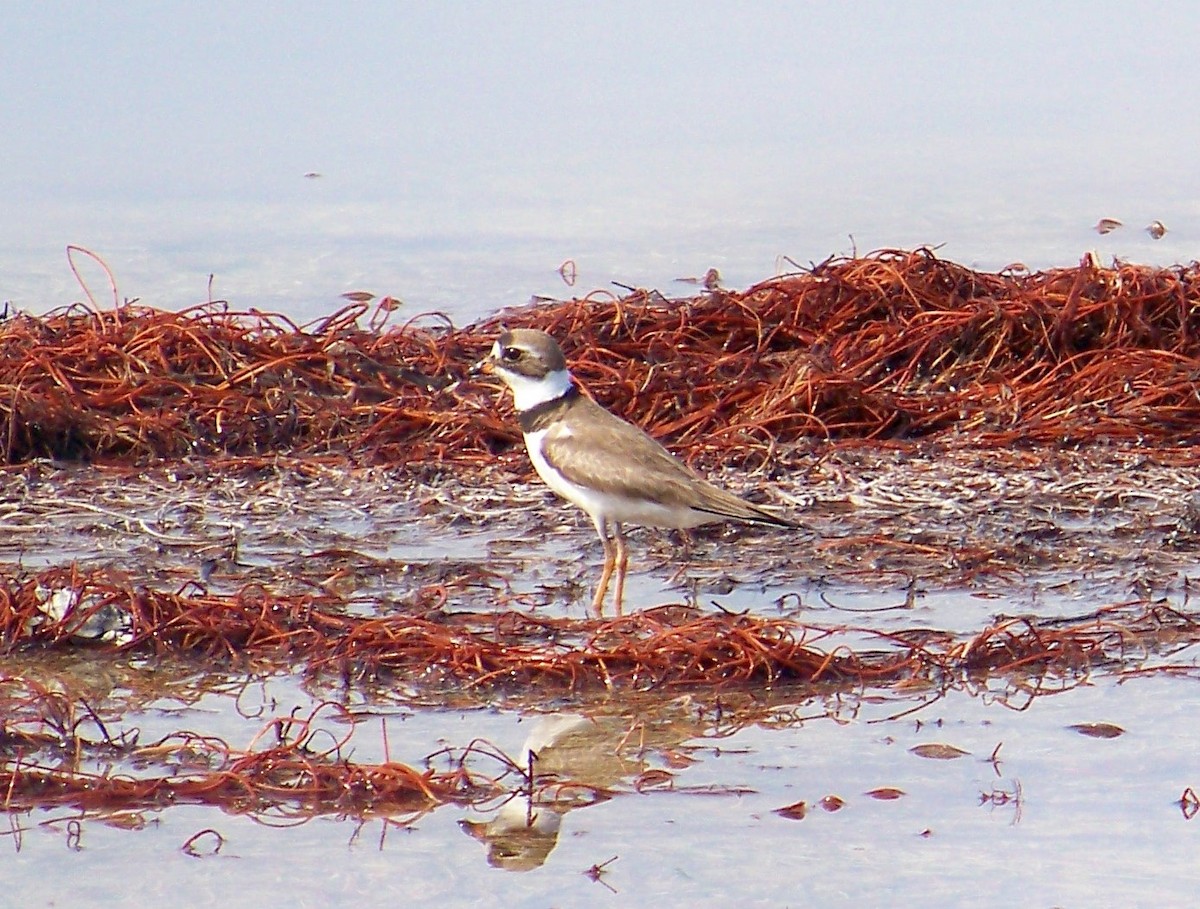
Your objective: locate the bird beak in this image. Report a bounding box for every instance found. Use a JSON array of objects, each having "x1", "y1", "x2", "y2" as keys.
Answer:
[
  {"x1": 469, "y1": 335, "x2": 505, "y2": 379},
  {"x1": 468, "y1": 355, "x2": 495, "y2": 378}
]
